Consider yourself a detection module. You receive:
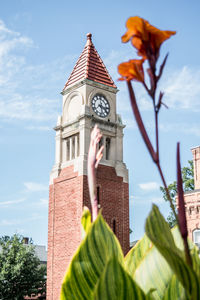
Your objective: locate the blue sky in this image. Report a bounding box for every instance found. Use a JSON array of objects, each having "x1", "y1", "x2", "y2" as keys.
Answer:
[{"x1": 0, "y1": 0, "x2": 200, "y2": 246}]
